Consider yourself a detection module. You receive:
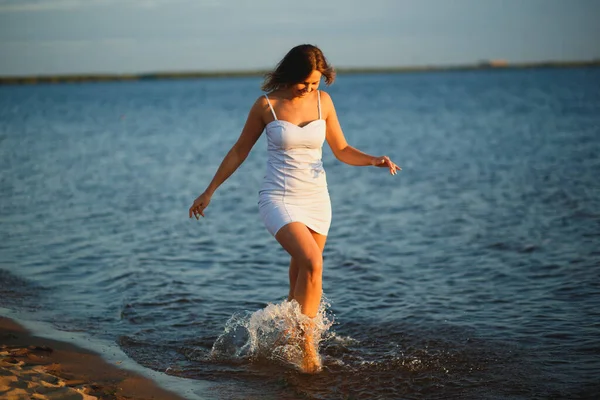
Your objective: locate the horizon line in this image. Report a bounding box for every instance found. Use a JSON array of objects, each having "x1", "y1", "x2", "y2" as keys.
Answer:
[{"x1": 1, "y1": 59, "x2": 599, "y2": 84}]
